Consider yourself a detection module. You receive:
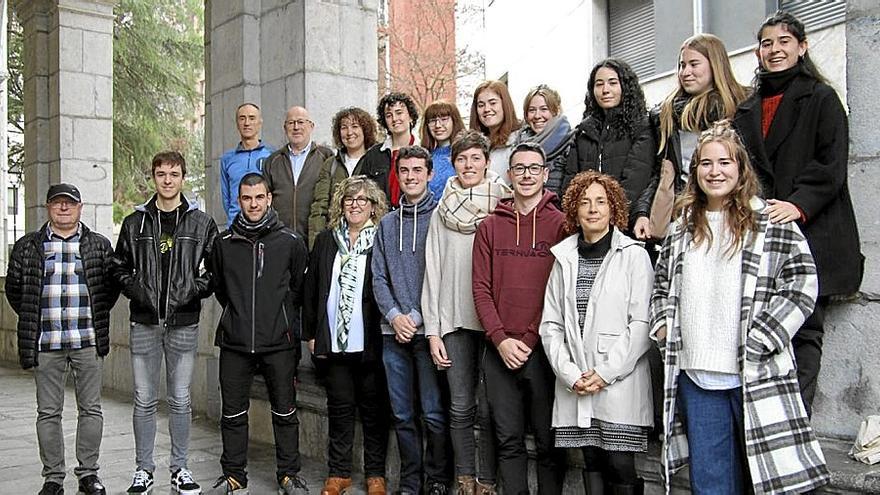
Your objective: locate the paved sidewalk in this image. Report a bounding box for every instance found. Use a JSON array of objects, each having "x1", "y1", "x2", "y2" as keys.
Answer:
[{"x1": 0, "y1": 364, "x2": 370, "y2": 495}]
